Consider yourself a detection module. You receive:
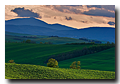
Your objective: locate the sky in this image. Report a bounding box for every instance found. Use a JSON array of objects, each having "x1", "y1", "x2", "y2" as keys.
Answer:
[{"x1": 5, "y1": 5, "x2": 115, "y2": 29}]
